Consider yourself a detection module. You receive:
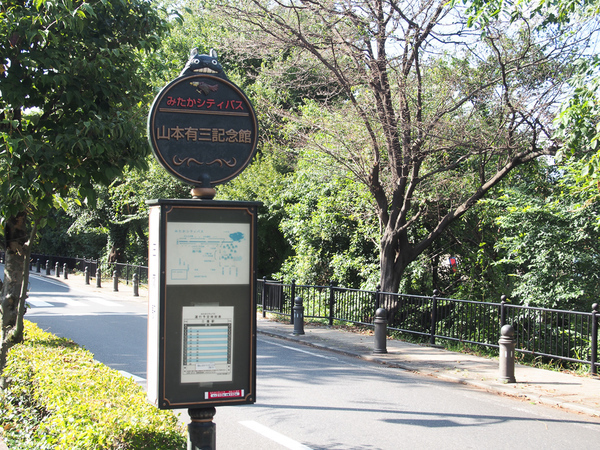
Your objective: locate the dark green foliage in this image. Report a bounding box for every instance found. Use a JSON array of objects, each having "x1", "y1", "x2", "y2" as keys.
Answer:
[
  {"x1": 216, "y1": 148, "x2": 295, "y2": 277},
  {"x1": 277, "y1": 179, "x2": 379, "y2": 288},
  {"x1": 397, "y1": 188, "x2": 513, "y2": 300},
  {"x1": 0, "y1": 0, "x2": 168, "y2": 220},
  {"x1": 217, "y1": 147, "x2": 380, "y2": 287},
  {"x1": 273, "y1": 153, "x2": 380, "y2": 289},
  {"x1": 32, "y1": 207, "x2": 106, "y2": 258},
  {"x1": 36, "y1": 157, "x2": 191, "y2": 264},
  {"x1": 492, "y1": 172, "x2": 600, "y2": 309},
  {"x1": 0, "y1": 321, "x2": 186, "y2": 449},
  {"x1": 555, "y1": 56, "x2": 600, "y2": 185},
  {"x1": 1, "y1": 0, "x2": 169, "y2": 376}
]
